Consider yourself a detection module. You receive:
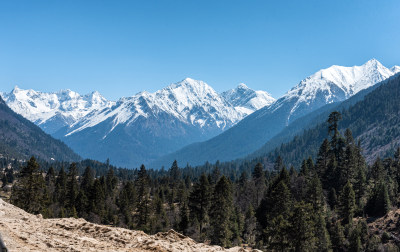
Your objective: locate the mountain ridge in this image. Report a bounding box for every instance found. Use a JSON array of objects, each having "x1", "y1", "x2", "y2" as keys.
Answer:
[
  {"x1": 2, "y1": 78, "x2": 274, "y2": 167},
  {"x1": 151, "y1": 59, "x2": 399, "y2": 168}
]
